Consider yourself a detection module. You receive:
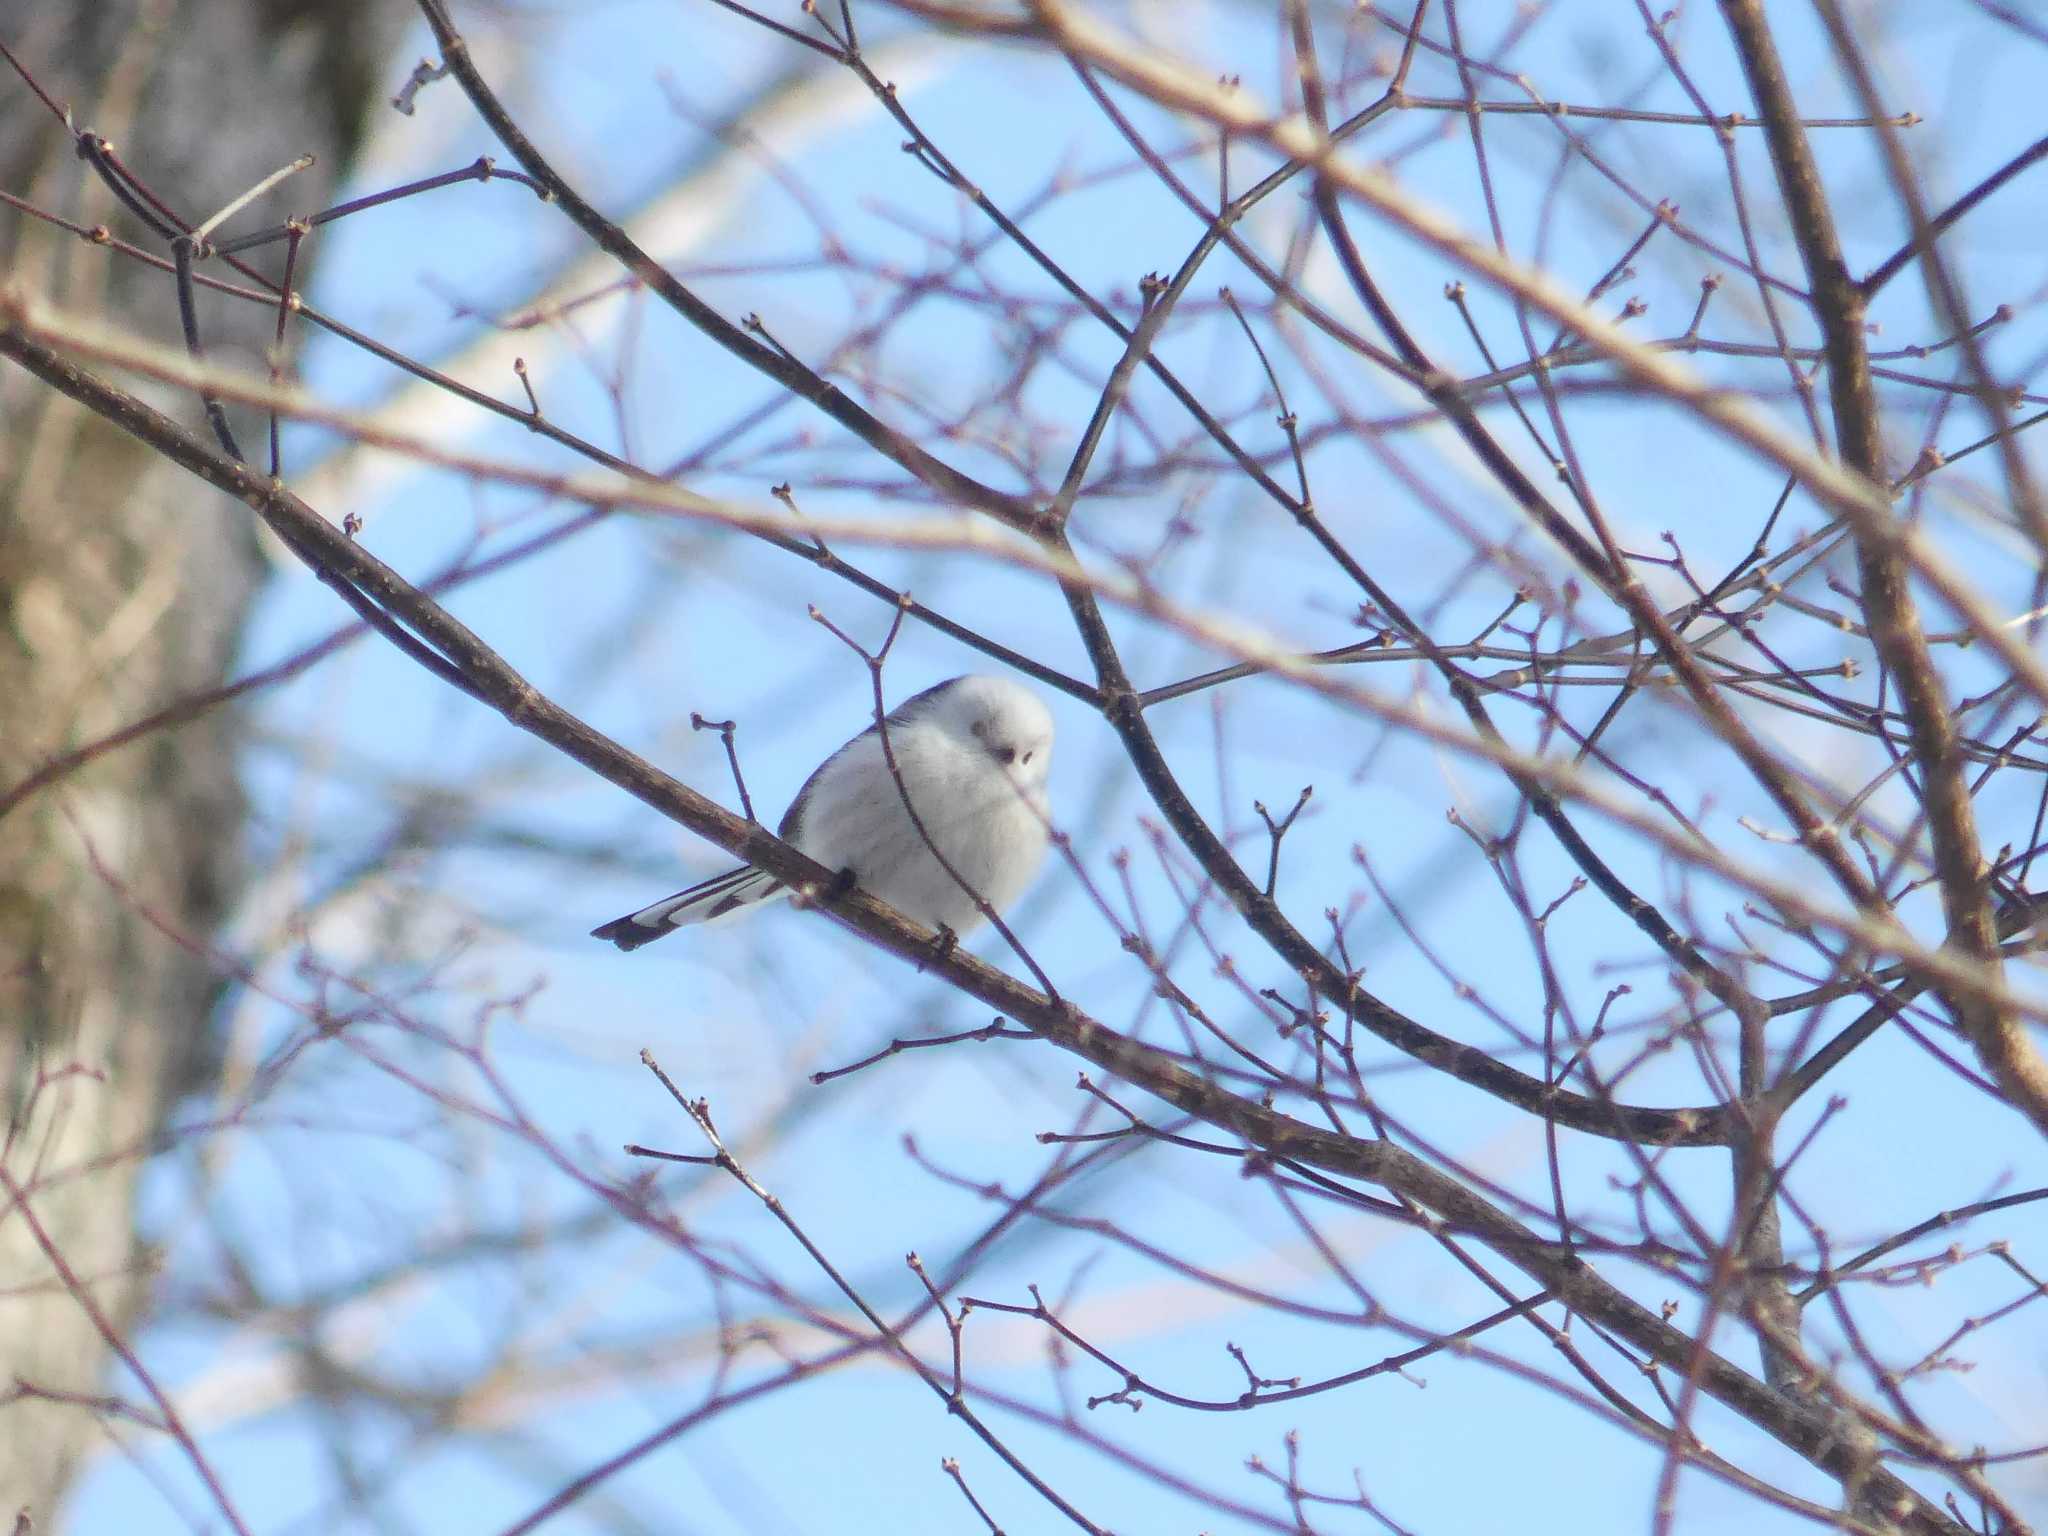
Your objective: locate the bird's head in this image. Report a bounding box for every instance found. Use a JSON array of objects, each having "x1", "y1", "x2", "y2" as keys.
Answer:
[{"x1": 938, "y1": 674, "x2": 1055, "y2": 788}]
